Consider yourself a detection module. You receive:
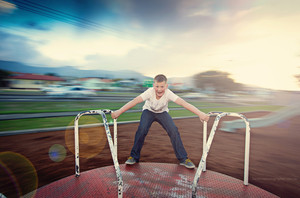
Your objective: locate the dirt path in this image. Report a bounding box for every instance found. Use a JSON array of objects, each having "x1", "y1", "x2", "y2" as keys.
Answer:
[{"x1": 0, "y1": 112, "x2": 299, "y2": 198}]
